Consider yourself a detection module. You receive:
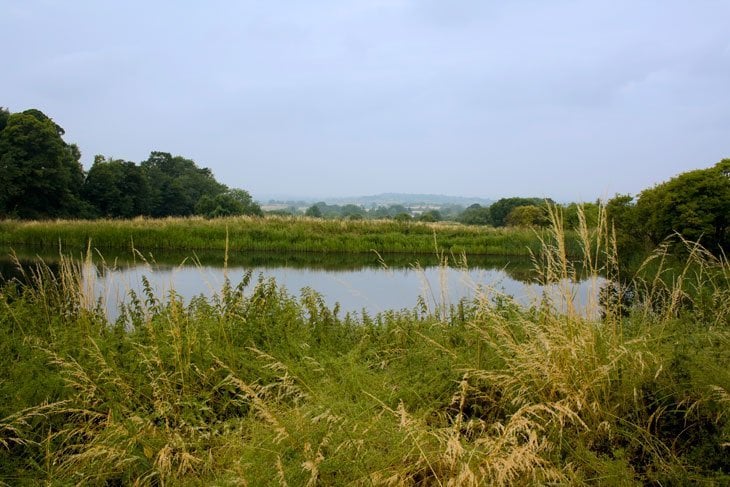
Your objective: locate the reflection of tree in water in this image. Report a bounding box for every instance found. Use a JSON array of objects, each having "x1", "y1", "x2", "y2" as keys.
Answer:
[
  {"x1": 0, "y1": 258, "x2": 26, "y2": 283},
  {"x1": 2, "y1": 246, "x2": 546, "y2": 283},
  {"x1": 0, "y1": 257, "x2": 62, "y2": 288}
]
